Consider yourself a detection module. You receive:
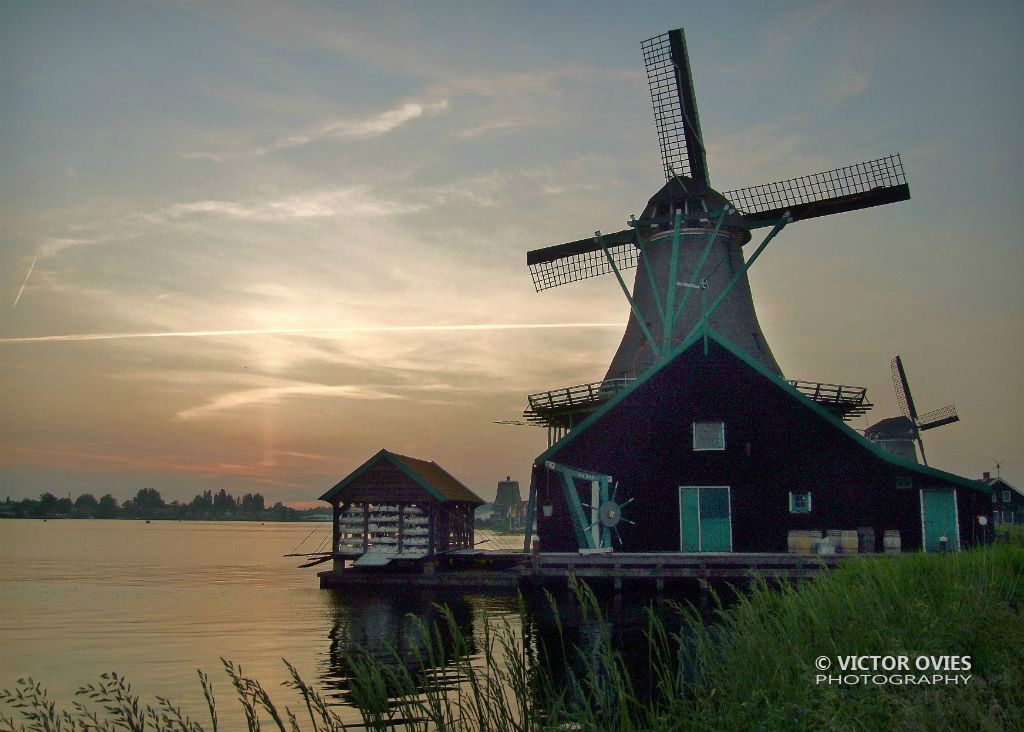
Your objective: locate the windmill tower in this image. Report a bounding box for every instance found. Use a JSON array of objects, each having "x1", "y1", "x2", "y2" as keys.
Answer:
[
  {"x1": 524, "y1": 29, "x2": 908, "y2": 439},
  {"x1": 865, "y1": 355, "x2": 960, "y2": 465}
]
